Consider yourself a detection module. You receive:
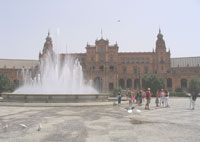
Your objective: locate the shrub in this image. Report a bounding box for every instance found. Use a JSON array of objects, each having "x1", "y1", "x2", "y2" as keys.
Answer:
[
  {"x1": 175, "y1": 88, "x2": 183, "y2": 92},
  {"x1": 0, "y1": 74, "x2": 15, "y2": 94},
  {"x1": 188, "y1": 78, "x2": 200, "y2": 95},
  {"x1": 169, "y1": 92, "x2": 188, "y2": 97},
  {"x1": 142, "y1": 74, "x2": 165, "y2": 95}
]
